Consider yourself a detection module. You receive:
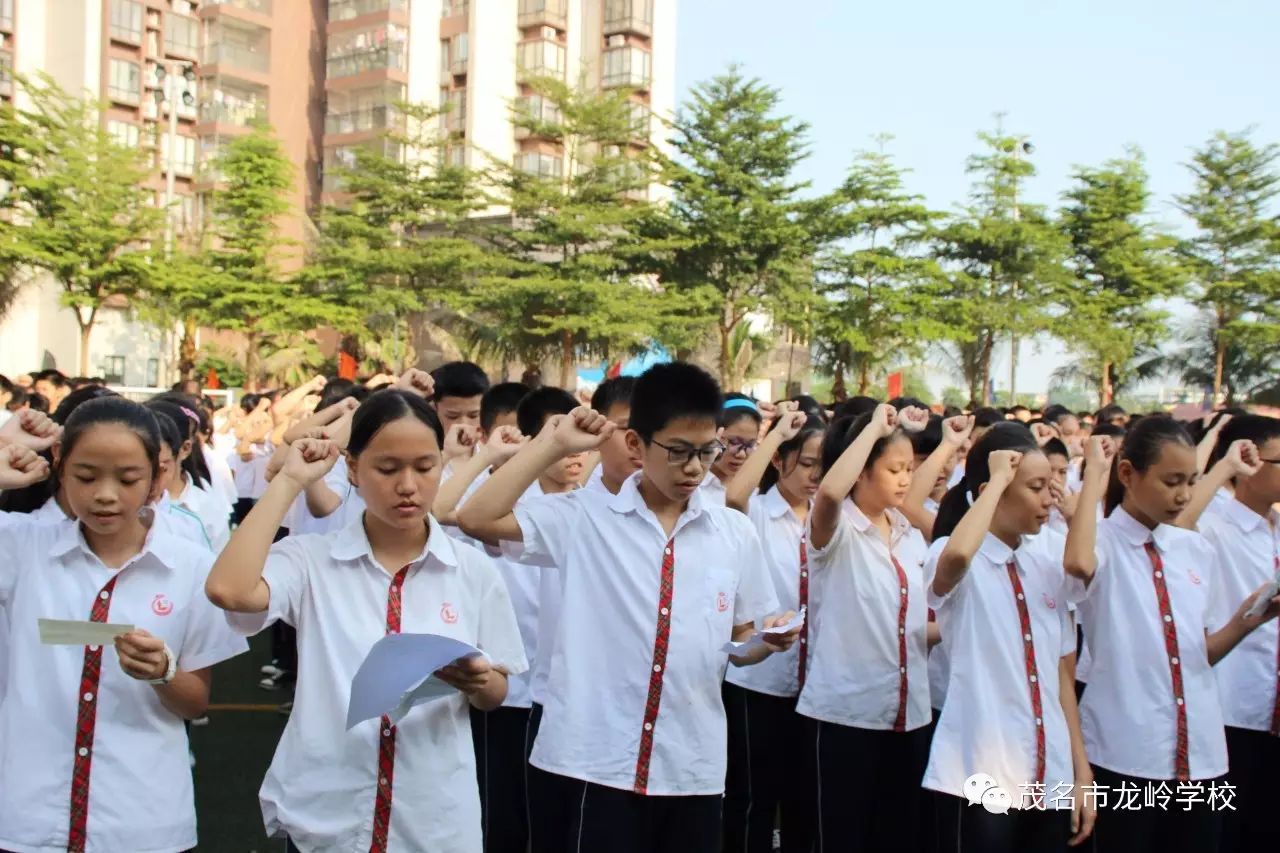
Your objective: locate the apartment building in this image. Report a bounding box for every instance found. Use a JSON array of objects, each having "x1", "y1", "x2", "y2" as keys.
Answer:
[{"x1": 0, "y1": 0, "x2": 676, "y2": 385}]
